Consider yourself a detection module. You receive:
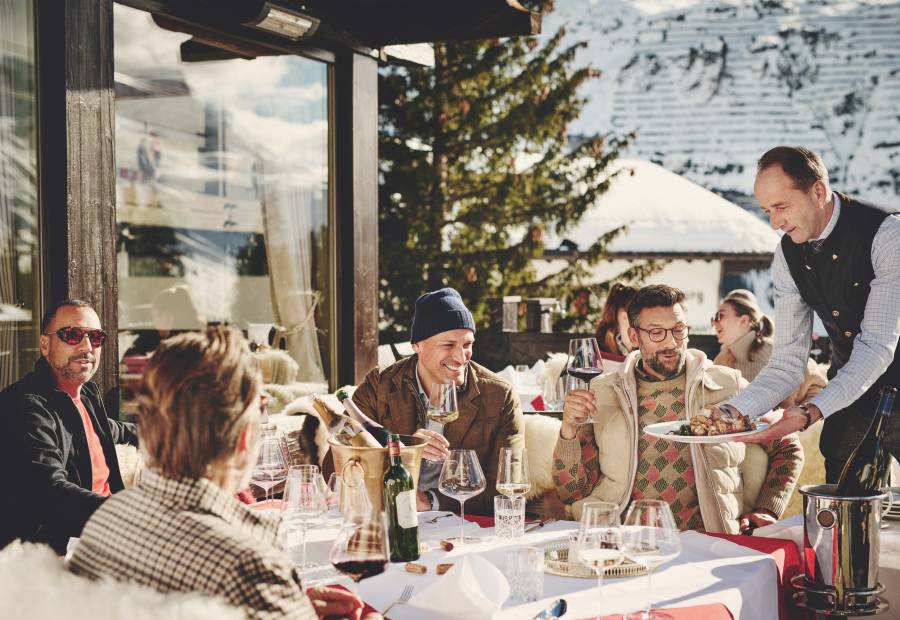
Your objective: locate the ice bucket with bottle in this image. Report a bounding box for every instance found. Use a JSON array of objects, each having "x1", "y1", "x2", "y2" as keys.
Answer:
[
  {"x1": 791, "y1": 484, "x2": 889, "y2": 616},
  {"x1": 329, "y1": 435, "x2": 426, "y2": 513}
]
